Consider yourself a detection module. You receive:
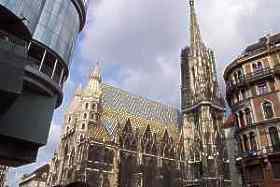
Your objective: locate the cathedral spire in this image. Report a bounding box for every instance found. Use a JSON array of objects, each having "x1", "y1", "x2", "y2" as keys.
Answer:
[
  {"x1": 189, "y1": 0, "x2": 206, "y2": 54},
  {"x1": 85, "y1": 62, "x2": 102, "y2": 97}
]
